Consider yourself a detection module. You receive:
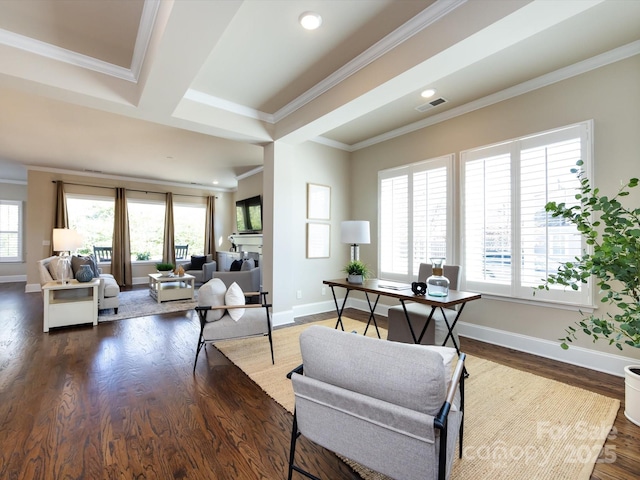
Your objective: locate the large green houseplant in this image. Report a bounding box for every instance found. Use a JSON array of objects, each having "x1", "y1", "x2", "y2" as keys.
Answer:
[{"x1": 537, "y1": 161, "x2": 639, "y2": 351}]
